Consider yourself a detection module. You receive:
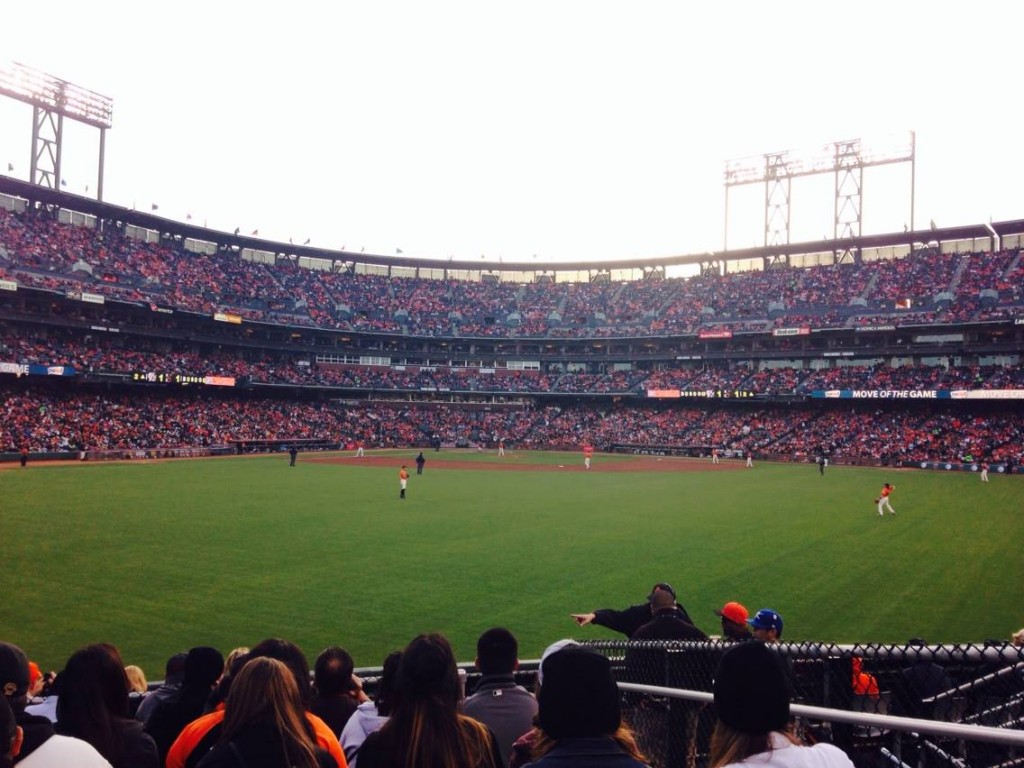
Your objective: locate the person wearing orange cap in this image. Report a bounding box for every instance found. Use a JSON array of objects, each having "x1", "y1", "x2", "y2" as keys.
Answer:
[
  {"x1": 714, "y1": 602, "x2": 752, "y2": 642},
  {"x1": 26, "y1": 664, "x2": 43, "y2": 700}
]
